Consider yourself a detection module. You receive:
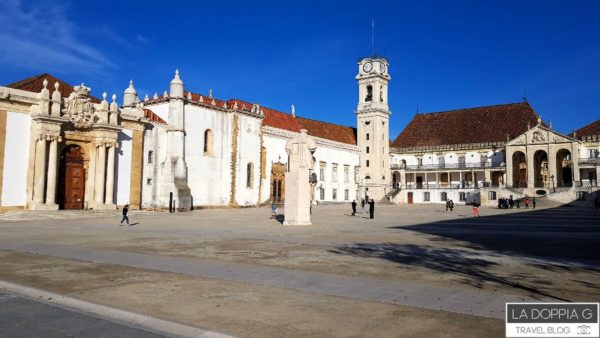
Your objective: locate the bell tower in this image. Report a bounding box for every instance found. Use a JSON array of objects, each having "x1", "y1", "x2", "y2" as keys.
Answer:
[{"x1": 356, "y1": 57, "x2": 391, "y2": 201}]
